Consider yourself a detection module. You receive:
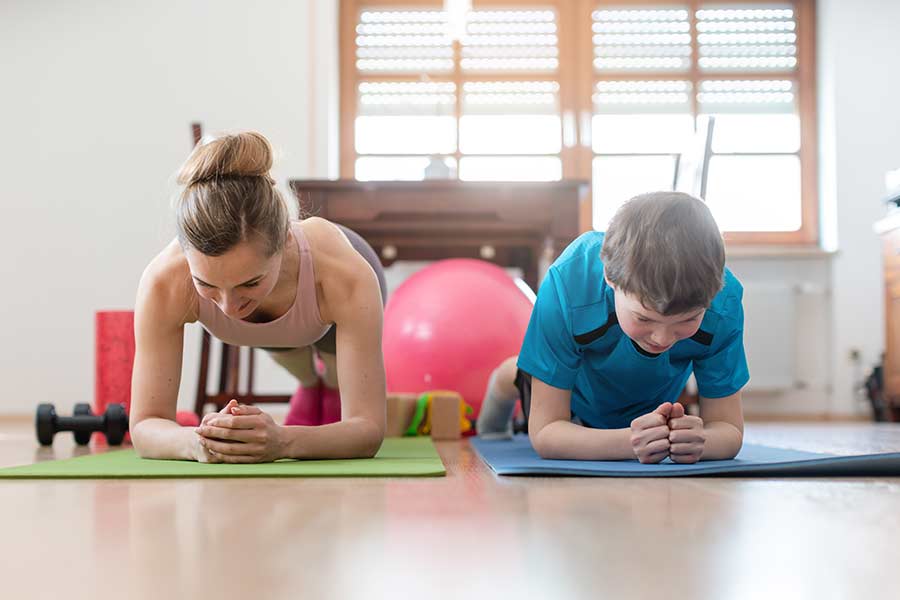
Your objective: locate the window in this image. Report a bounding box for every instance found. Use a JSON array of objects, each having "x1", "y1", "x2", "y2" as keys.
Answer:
[
  {"x1": 340, "y1": 0, "x2": 817, "y2": 245},
  {"x1": 345, "y1": 2, "x2": 564, "y2": 183}
]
